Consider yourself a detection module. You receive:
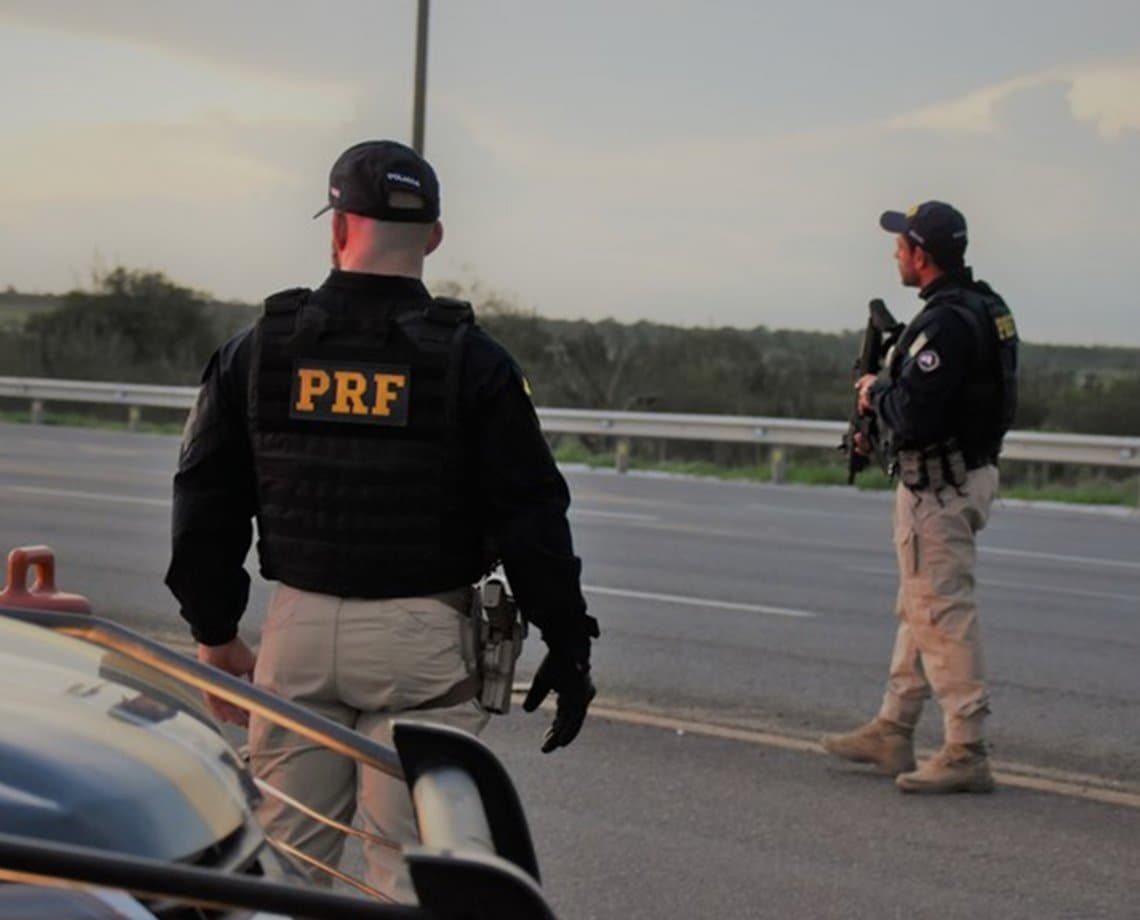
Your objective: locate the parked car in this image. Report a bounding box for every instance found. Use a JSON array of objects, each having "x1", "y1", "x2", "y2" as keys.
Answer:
[{"x1": 0, "y1": 546, "x2": 556, "y2": 919}]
